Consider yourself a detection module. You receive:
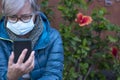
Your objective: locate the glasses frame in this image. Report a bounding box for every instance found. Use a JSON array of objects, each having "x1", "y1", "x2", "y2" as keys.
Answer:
[{"x1": 6, "y1": 13, "x2": 35, "y2": 23}]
